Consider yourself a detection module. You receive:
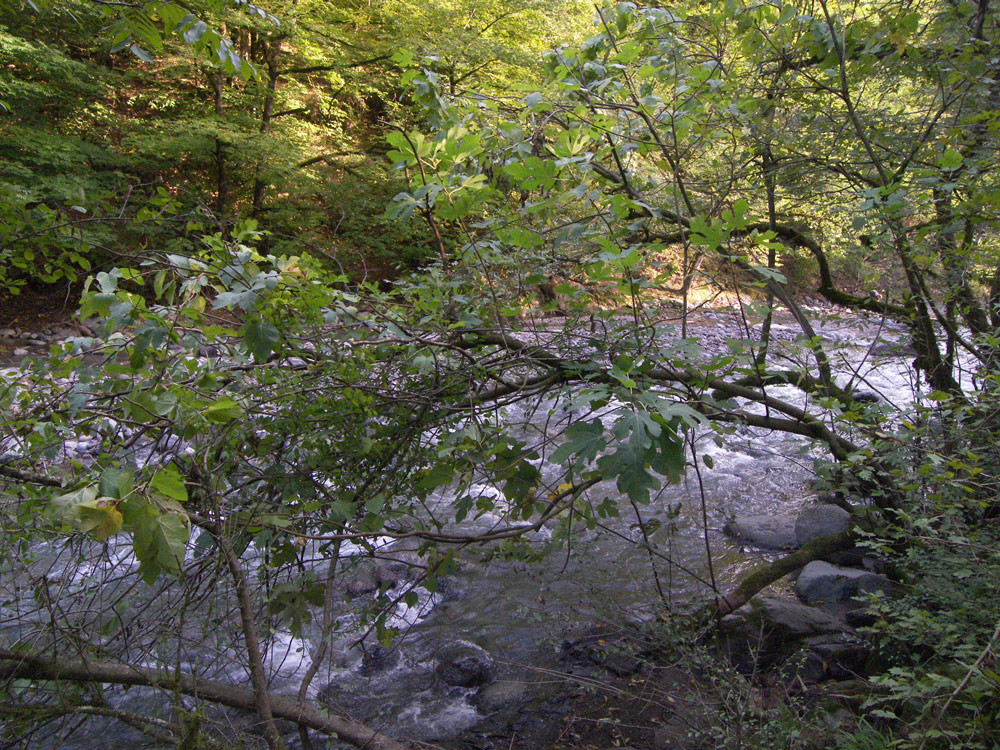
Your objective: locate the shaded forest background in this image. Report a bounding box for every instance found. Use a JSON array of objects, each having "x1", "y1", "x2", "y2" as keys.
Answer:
[{"x1": 0, "y1": 0, "x2": 590, "y2": 301}]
